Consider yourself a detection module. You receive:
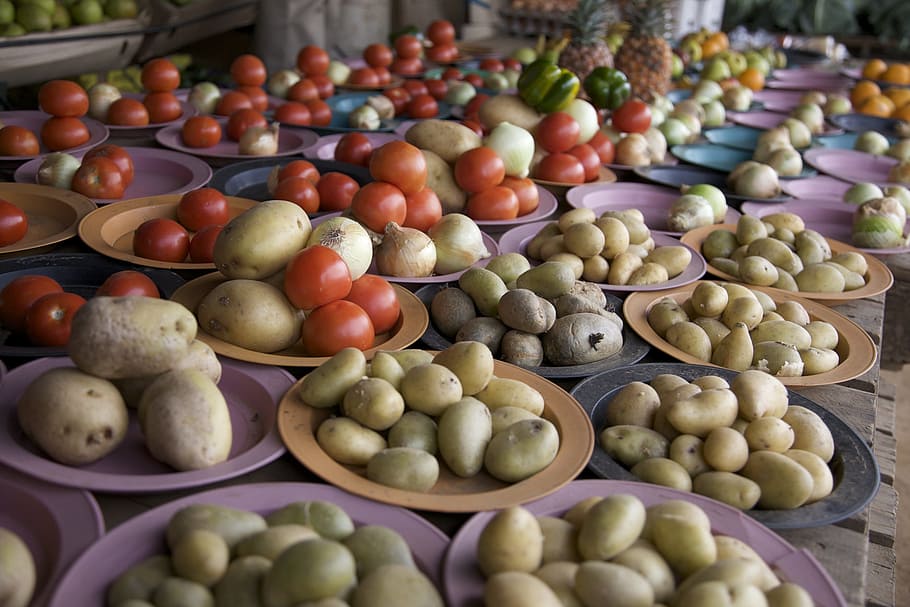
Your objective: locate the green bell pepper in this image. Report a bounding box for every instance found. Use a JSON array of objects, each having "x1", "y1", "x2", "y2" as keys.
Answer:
[
  {"x1": 583, "y1": 67, "x2": 632, "y2": 111},
  {"x1": 517, "y1": 59, "x2": 580, "y2": 113}
]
